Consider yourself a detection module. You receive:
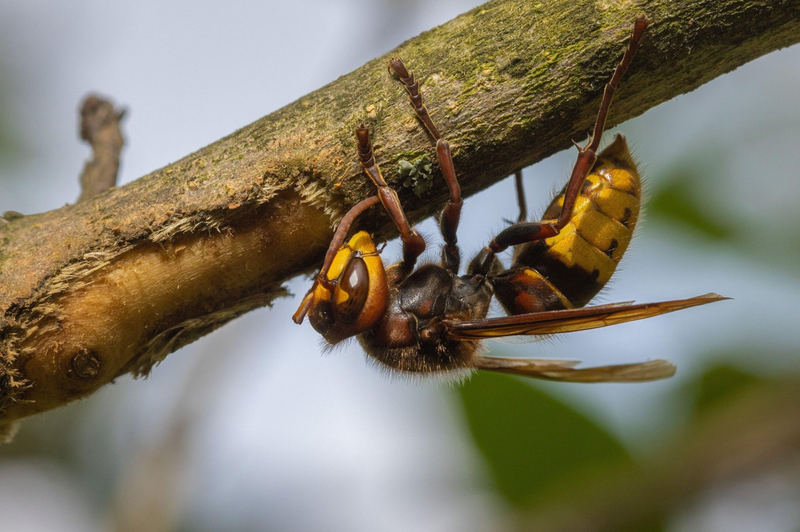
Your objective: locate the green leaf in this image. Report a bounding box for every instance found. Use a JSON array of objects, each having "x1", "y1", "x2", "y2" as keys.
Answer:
[
  {"x1": 684, "y1": 363, "x2": 764, "y2": 416},
  {"x1": 458, "y1": 372, "x2": 633, "y2": 507},
  {"x1": 647, "y1": 172, "x2": 732, "y2": 240}
]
